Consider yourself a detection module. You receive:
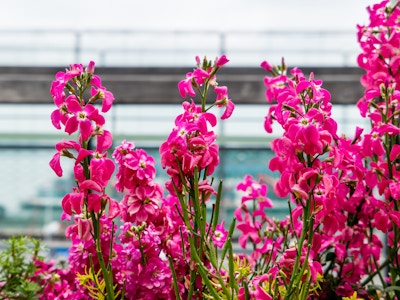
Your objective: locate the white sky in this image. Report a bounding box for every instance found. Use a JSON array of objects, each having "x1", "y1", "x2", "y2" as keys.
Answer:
[{"x1": 0, "y1": 0, "x2": 377, "y2": 31}]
